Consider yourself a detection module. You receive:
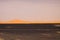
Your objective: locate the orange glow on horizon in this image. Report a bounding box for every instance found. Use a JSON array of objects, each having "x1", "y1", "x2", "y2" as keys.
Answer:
[{"x1": 0, "y1": 19, "x2": 60, "y2": 24}]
